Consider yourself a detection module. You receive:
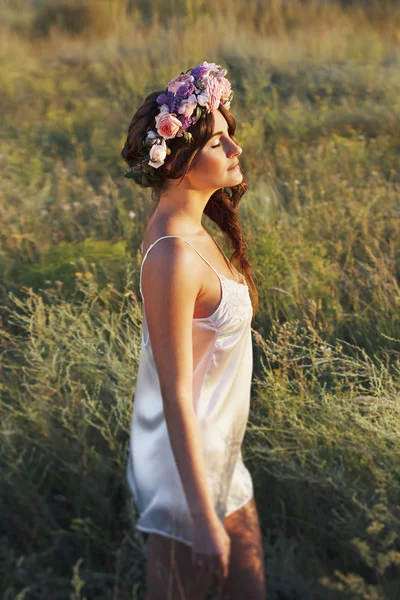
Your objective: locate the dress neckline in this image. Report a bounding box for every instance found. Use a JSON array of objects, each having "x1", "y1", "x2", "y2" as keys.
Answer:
[{"x1": 219, "y1": 273, "x2": 248, "y2": 289}]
